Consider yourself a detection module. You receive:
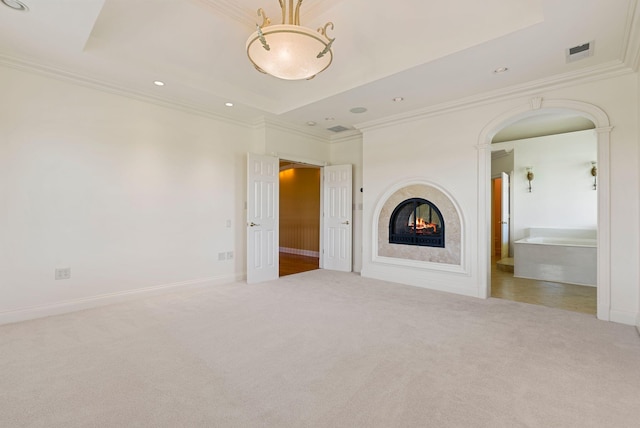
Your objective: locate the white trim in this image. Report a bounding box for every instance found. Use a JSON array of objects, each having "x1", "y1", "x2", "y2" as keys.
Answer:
[
  {"x1": 0, "y1": 274, "x2": 242, "y2": 326},
  {"x1": 477, "y1": 98, "x2": 612, "y2": 321},
  {"x1": 356, "y1": 61, "x2": 630, "y2": 133},
  {"x1": 371, "y1": 178, "x2": 469, "y2": 275},
  {"x1": 0, "y1": 55, "x2": 252, "y2": 129},
  {"x1": 636, "y1": 313, "x2": 640, "y2": 335},
  {"x1": 609, "y1": 310, "x2": 640, "y2": 327},
  {"x1": 373, "y1": 255, "x2": 467, "y2": 274},
  {"x1": 280, "y1": 247, "x2": 320, "y2": 258}
]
